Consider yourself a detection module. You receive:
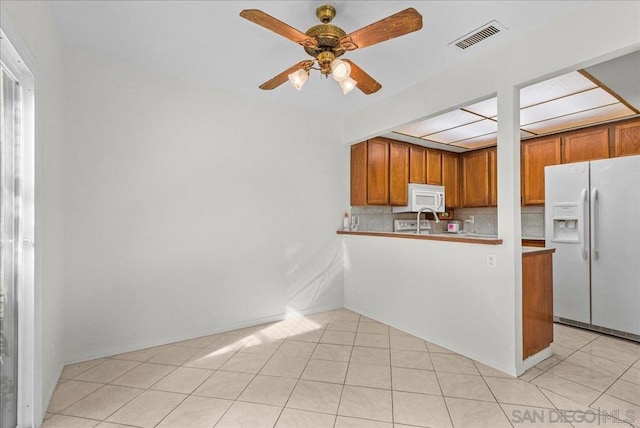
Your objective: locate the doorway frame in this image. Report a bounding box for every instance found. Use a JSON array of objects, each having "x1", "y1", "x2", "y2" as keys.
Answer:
[{"x1": 1, "y1": 29, "x2": 36, "y2": 428}]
